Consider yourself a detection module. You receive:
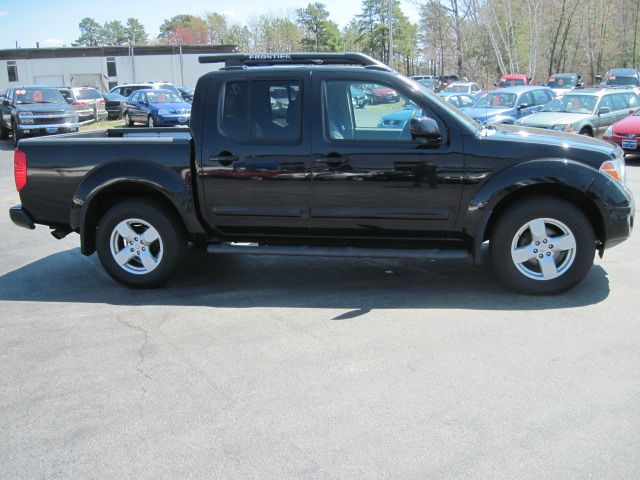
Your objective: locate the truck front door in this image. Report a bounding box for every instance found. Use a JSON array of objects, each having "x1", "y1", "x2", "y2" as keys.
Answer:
[{"x1": 199, "y1": 72, "x2": 312, "y2": 238}]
